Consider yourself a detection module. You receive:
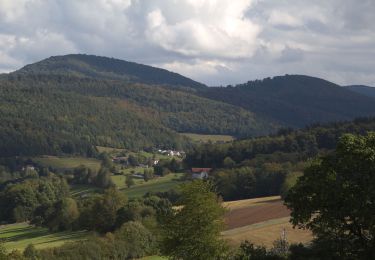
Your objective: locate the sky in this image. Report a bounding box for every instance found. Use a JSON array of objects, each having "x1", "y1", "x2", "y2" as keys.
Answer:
[{"x1": 0, "y1": 0, "x2": 374, "y2": 86}]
